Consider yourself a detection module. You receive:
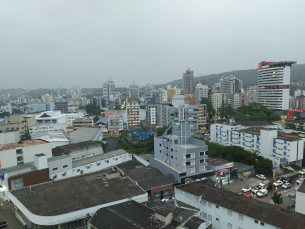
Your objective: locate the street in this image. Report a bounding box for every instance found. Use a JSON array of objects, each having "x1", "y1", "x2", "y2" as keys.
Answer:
[{"x1": 224, "y1": 172, "x2": 302, "y2": 208}]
